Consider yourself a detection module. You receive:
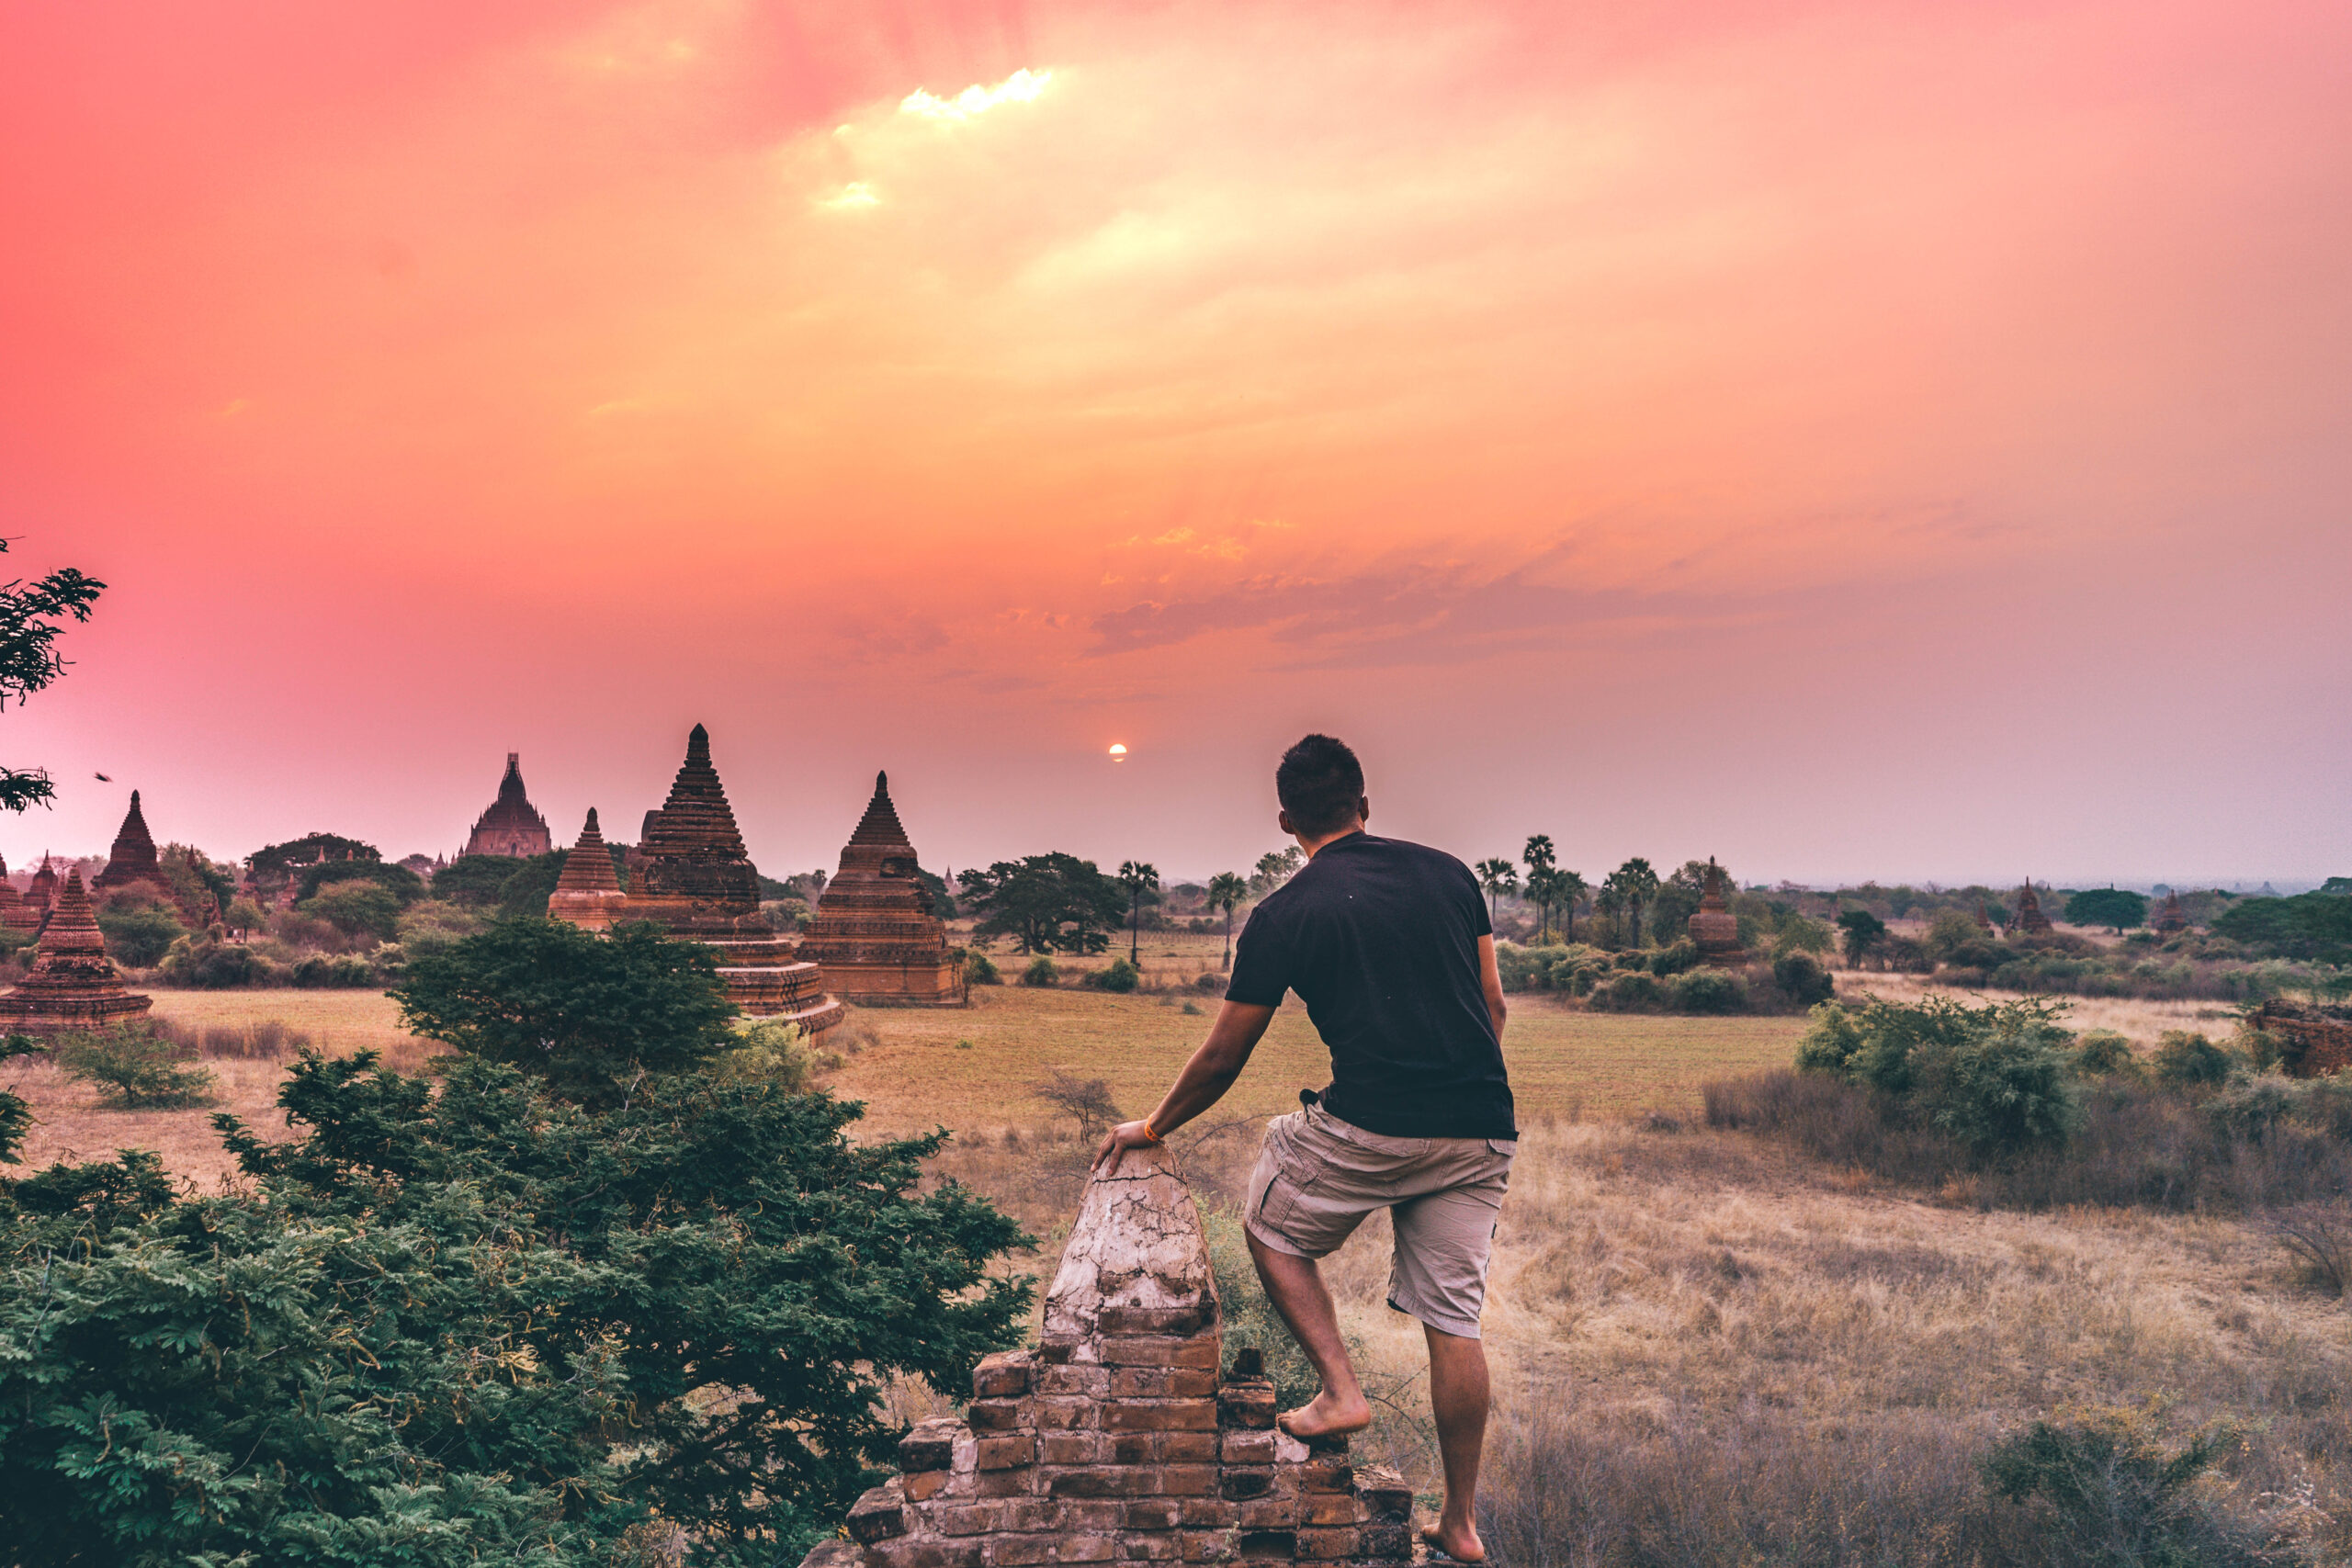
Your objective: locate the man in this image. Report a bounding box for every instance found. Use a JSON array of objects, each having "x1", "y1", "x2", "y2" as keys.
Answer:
[{"x1": 1093, "y1": 735, "x2": 1514, "y2": 1563}]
